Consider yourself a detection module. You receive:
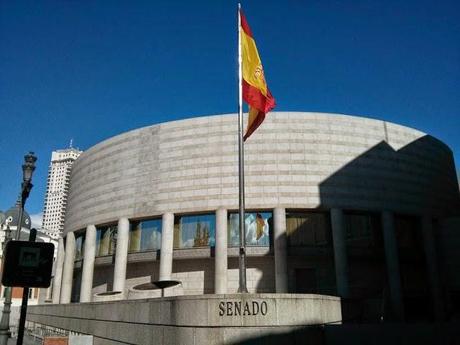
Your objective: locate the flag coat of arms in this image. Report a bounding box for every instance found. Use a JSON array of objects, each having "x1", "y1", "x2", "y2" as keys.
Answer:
[{"x1": 240, "y1": 10, "x2": 276, "y2": 140}]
